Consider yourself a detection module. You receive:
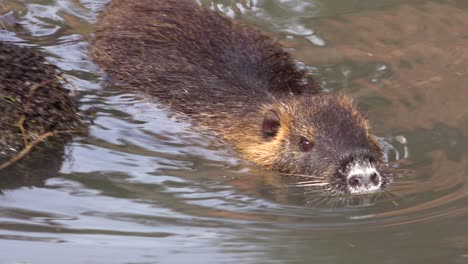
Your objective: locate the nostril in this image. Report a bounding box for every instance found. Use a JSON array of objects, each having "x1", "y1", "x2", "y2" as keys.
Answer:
[
  {"x1": 370, "y1": 173, "x2": 380, "y2": 185},
  {"x1": 348, "y1": 176, "x2": 361, "y2": 187}
]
